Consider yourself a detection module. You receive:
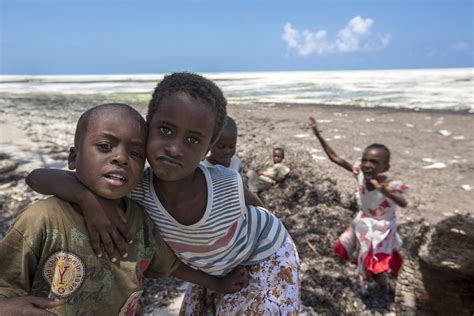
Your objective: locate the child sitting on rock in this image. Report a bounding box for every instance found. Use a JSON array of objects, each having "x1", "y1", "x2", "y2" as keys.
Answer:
[
  {"x1": 309, "y1": 116, "x2": 408, "y2": 289},
  {"x1": 246, "y1": 147, "x2": 290, "y2": 193}
]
